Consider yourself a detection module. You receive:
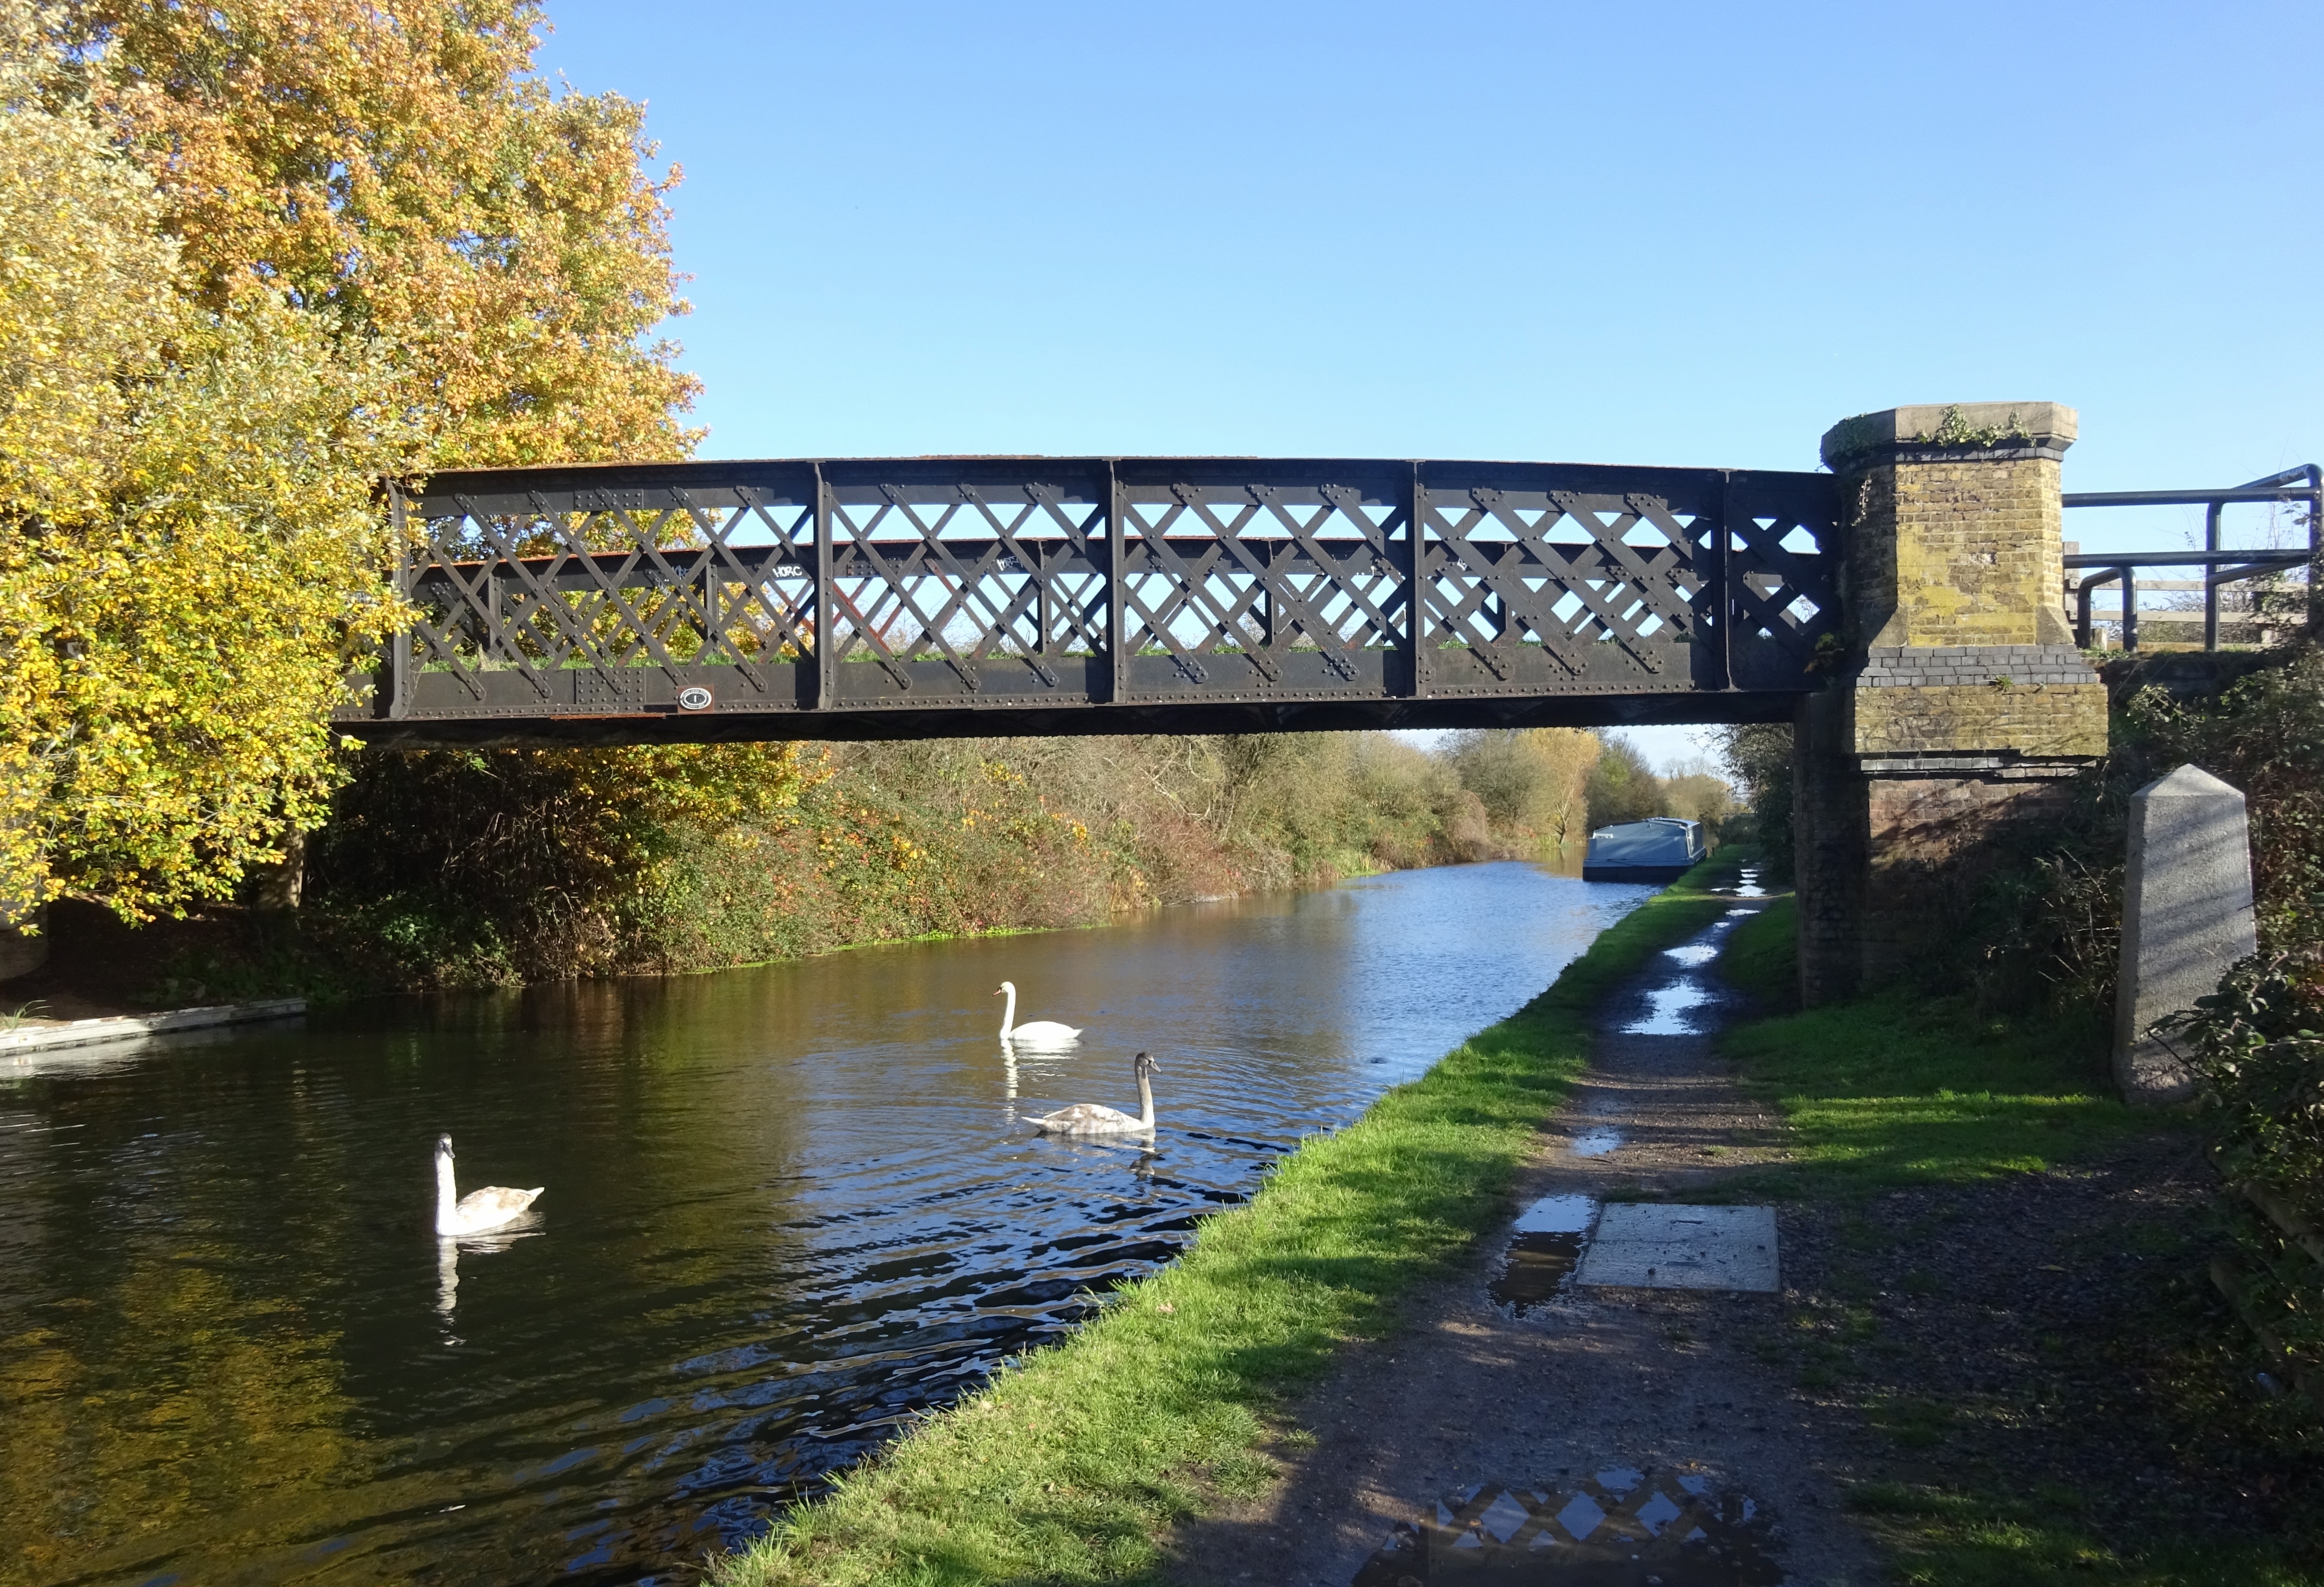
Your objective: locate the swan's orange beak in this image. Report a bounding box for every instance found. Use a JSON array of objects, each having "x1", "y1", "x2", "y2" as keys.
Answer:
[{"x1": 991, "y1": 988, "x2": 1003, "y2": 996}]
